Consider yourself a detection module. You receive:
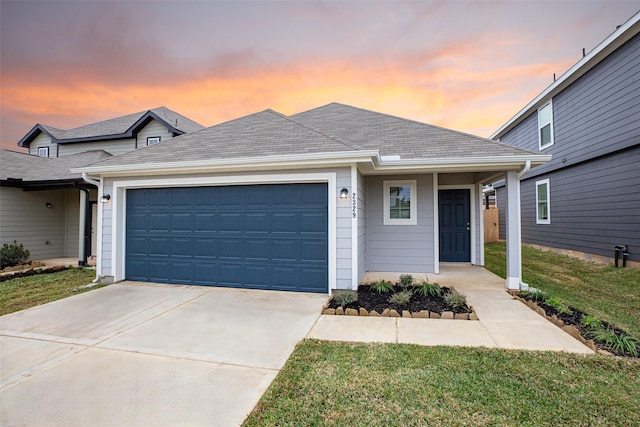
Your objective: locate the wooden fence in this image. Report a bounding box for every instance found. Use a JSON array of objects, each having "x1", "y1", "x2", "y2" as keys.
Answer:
[{"x1": 483, "y1": 207, "x2": 499, "y2": 243}]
